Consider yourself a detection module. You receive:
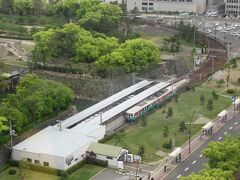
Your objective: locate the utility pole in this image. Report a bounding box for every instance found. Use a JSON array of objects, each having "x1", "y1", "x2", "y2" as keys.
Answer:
[
  {"x1": 9, "y1": 118, "x2": 13, "y2": 149},
  {"x1": 188, "y1": 111, "x2": 196, "y2": 154},
  {"x1": 227, "y1": 66, "x2": 230, "y2": 87}
]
